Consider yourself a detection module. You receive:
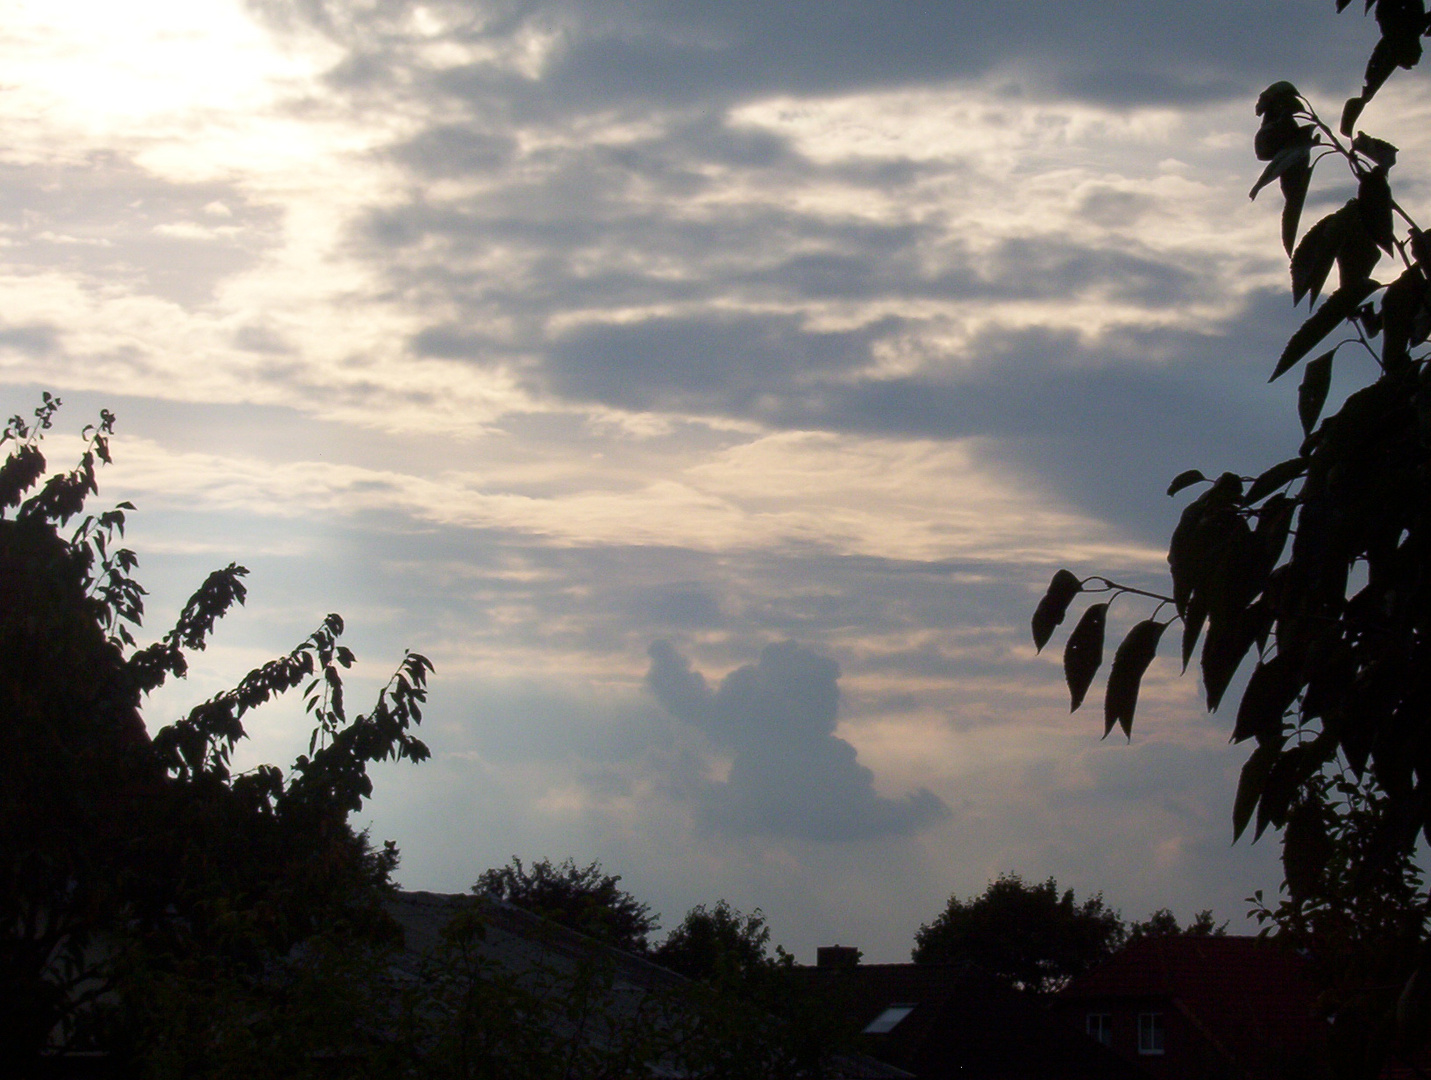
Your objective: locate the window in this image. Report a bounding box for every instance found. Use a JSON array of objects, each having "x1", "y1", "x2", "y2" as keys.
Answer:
[
  {"x1": 862, "y1": 1004, "x2": 915, "y2": 1034},
  {"x1": 1086, "y1": 1012, "x2": 1112, "y2": 1046},
  {"x1": 1138, "y1": 1012, "x2": 1165, "y2": 1055}
]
